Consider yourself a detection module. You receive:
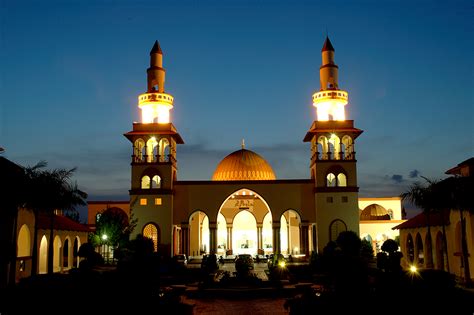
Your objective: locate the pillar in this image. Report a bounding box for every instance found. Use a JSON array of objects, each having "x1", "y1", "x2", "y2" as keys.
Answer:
[
  {"x1": 226, "y1": 225, "x2": 233, "y2": 254},
  {"x1": 180, "y1": 224, "x2": 189, "y2": 257},
  {"x1": 300, "y1": 222, "x2": 309, "y2": 256},
  {"x1": 257, "y1": 224, "x2": 263, "y2": 254},
  {"x1": 272, "y1": 221, "x2": 281, "y2": 254},
  {"x1": 209, "y1": 222, "x2": 217, "y2": 254}
]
